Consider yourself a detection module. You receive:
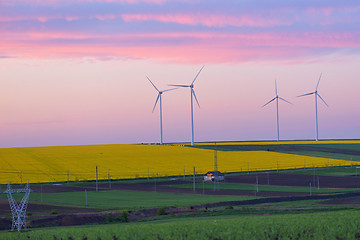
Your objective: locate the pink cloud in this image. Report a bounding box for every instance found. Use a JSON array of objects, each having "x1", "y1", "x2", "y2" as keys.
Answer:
[
  {"x1": 0, "y1": 15, "x2": 78, "y2": 23},
  {"x1": 121, "y1": 13, "x2": 292, "y2": 27},
  {"x1": 1, "y1": 30, "x2": 359, "y2": 63},
  {"x1": 306, "y1": 6, "x2": 360, "y2": 16},
  {"x1": 94, "y1": 14, "x2": 117, "y2": 21},
  {"x1": 65, "y1": 16, "x2": 80, "y2": 21},
  {"x1": 0, "y1": 0, "x2": 168, "y2": 5}
]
